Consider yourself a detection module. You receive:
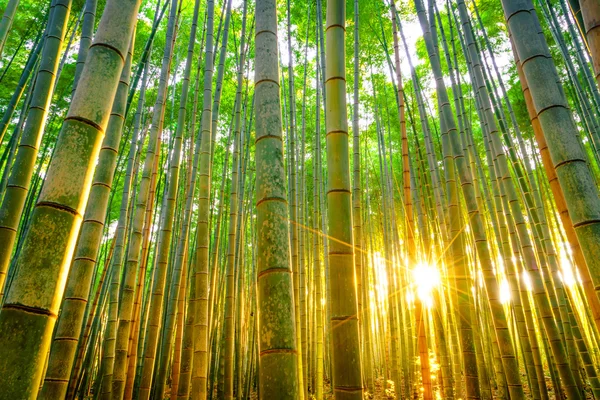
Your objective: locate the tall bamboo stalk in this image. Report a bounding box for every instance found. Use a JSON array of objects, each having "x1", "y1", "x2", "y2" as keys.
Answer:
[
  {"x1": 581, "y1": 0, "x2": 600, "y2": 88},
  {"x1": 0, "y1": 0, "x2": 20, "y2": 58},
  {"x1": 192, "y1": 0, "x2": 216, "y2": 396},
  {"x1": 0, "y1": 0, "x2": 72, "y2": 299},
  {"x1": 38, "y1": 28, "x2": 134, "y2": 400},
  {"x1": 223, "y1": 1, "x2": 248, "y2": 398},
  {"x1": 142, "y1": 1, "x2": 200, "y2": 397},
  {"x1": 503, "y1": 3, "x2": 600, "y2": 397},
  {"x1": 325, "y1": 0, "x2": 363, "y2": 398},
  {"x1": 0, "y1": 1, "x2": 140, "y2": 397},
  {"x1": 108, "y1": 0, "x2": 178, "y2": 398},
  {"x1": 254, "y1": 0, "x2": 300, "y2": 396}
]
